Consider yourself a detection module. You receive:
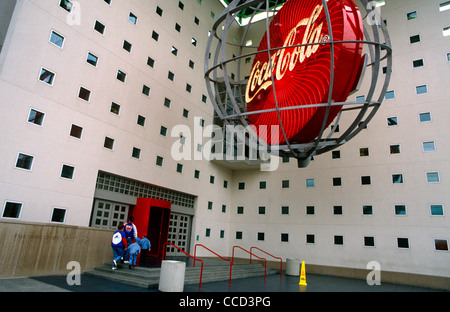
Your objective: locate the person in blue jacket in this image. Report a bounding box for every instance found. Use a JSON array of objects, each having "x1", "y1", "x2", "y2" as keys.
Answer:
[
  {"x1": 111, "y1": 222, "x2": 128, "y2": 270},
  {"x1": 127, "y1": 238, "x2": 141, "y2": 269},
  {"x1": 138, "y1": 234, "x2": 151, "y2": 266}
]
